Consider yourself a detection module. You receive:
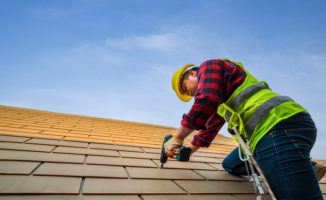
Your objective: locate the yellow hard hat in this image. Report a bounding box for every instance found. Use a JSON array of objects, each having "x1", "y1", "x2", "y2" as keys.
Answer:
[{"x1": 171, "y1": 64, "x2": 195, "y2": 102}]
